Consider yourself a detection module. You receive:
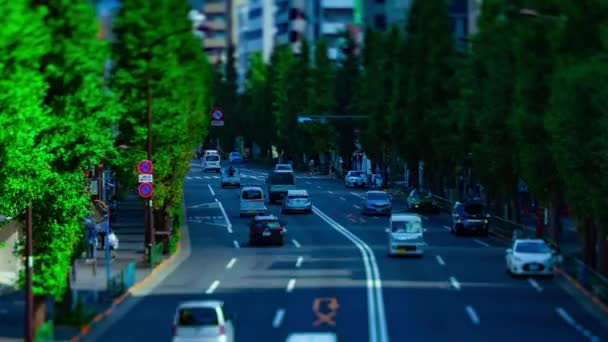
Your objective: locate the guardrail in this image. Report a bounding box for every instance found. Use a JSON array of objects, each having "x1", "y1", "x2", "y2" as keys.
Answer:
[{"x1": 432, "y1": 194, "x2": 608, "y2": 306}]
